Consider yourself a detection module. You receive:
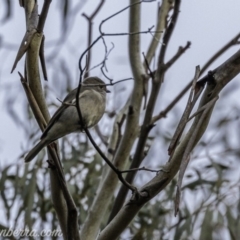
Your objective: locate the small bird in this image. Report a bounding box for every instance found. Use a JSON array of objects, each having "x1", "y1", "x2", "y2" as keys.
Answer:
[{"x1": 25, "y1": 77, "x2": 109, "y2": 162}]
